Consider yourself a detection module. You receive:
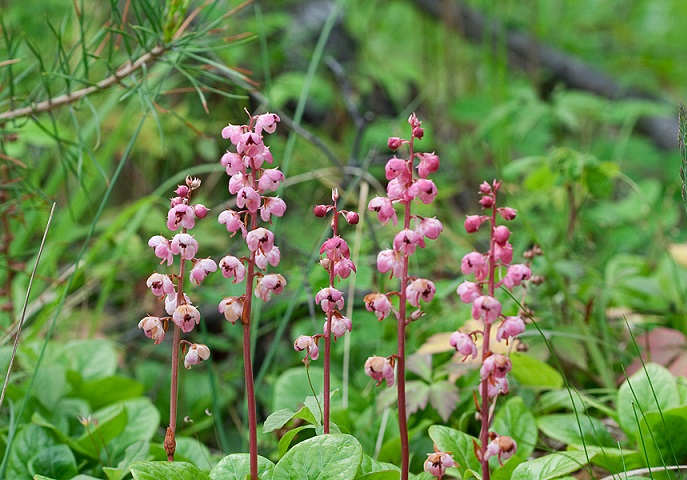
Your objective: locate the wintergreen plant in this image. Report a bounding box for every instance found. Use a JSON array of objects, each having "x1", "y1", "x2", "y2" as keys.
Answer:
[
  {"x1": 140, "y1": 176, "x2": 215, "y2": 460},
  {"x1": 365, "y1": 114, "x2": 442, "y2": 479},
  {"x1": 217, "y1": 111, "x2": 287, "y2": 479}
]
